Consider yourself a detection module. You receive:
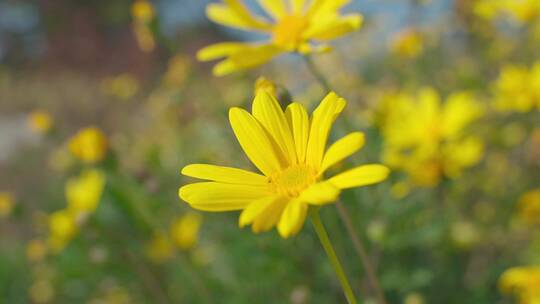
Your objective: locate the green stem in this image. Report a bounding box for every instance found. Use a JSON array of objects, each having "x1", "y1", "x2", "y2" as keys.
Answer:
[
  {"x1": 310, "y1": 208, "x2": 358, "y2": 304},
  {"x1": 303, "y1": 55, "x2": 332, "y2": 92}
]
